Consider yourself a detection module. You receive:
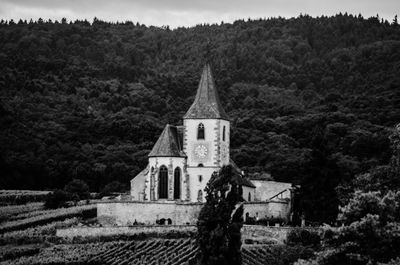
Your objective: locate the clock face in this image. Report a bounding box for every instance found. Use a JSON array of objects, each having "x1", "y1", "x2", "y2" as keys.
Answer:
[{"x1": 194, "y1": 144, "x2": 208, "y2": 158}]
